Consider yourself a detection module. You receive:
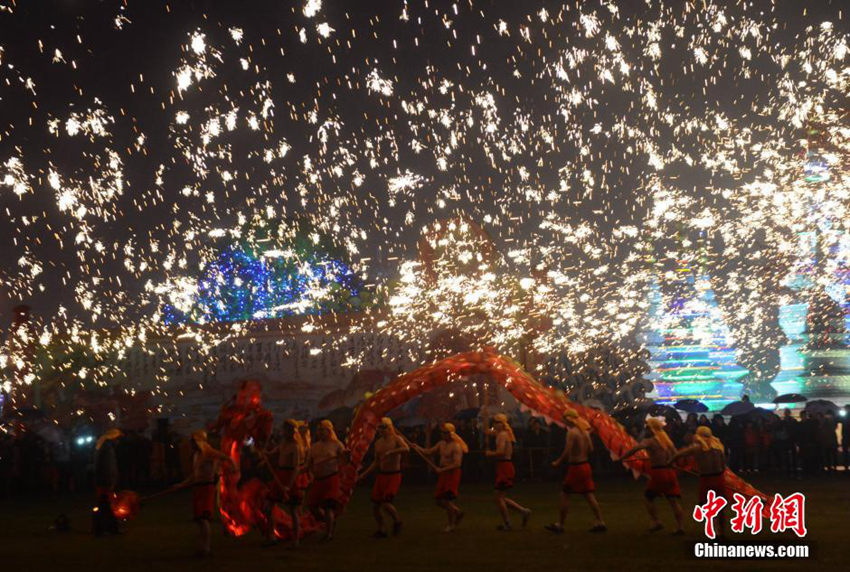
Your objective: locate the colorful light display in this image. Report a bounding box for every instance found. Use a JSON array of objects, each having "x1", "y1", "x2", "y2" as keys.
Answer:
[
  {"x1": 162, "y1": 239, "x2": 363, "y2": 325},
  {"x1": 642, "y1": 275, "x2": 749, "y2": 410},
  {"x1": 772, "y1": 143, "x2": 850, "y2": 403}
]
